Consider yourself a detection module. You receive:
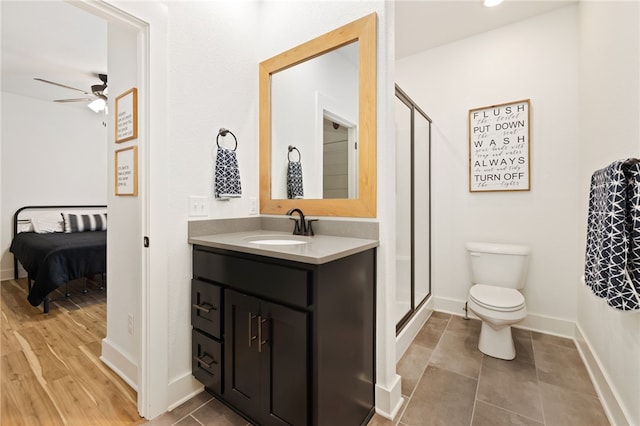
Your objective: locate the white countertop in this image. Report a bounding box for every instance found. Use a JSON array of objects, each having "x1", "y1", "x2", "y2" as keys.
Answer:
[{"x1": 188, "y1": 230, "x2": 379, "y2": 264}]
